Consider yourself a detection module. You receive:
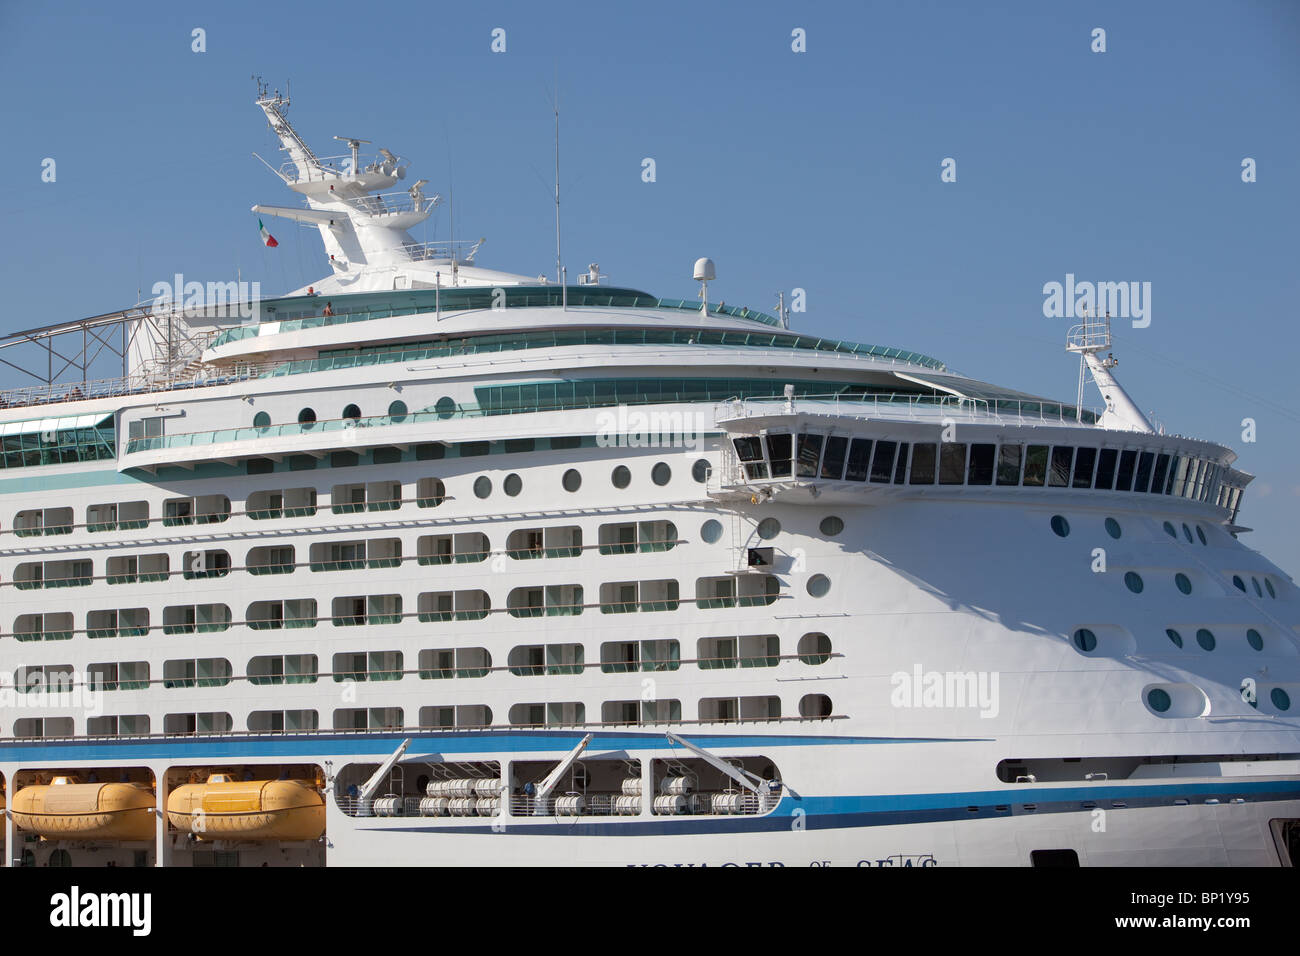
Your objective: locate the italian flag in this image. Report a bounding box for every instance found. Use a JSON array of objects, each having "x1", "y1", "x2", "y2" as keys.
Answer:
[{"x1": 258, "y1": 219, "x2": 279, "y2": 248}]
